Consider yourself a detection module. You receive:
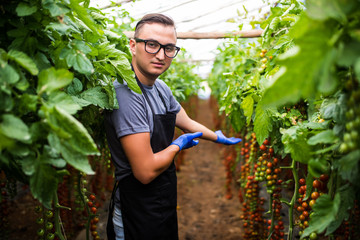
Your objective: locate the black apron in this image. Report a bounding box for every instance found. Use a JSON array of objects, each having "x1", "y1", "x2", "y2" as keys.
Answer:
[{"x1": 107, "y1": 78, "x2": 178, "y2": 240}]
